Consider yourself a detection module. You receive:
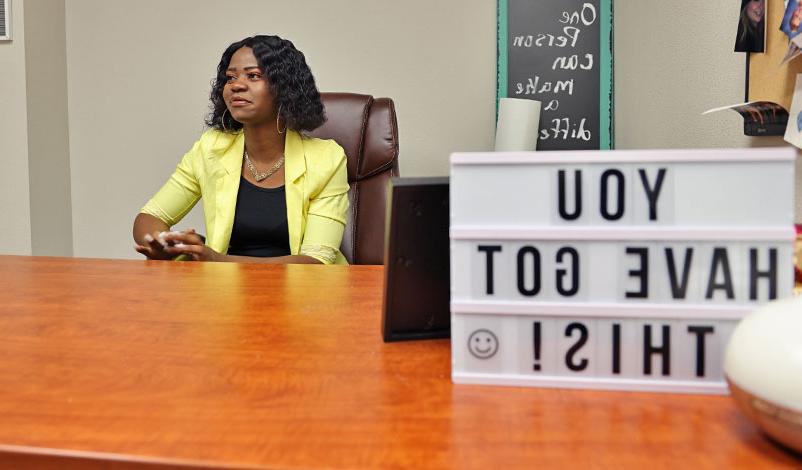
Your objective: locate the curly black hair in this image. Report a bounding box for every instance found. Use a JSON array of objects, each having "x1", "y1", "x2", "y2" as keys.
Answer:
[{"x1": 205, "y1": 35, "x2": 326, "y2": 133}]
